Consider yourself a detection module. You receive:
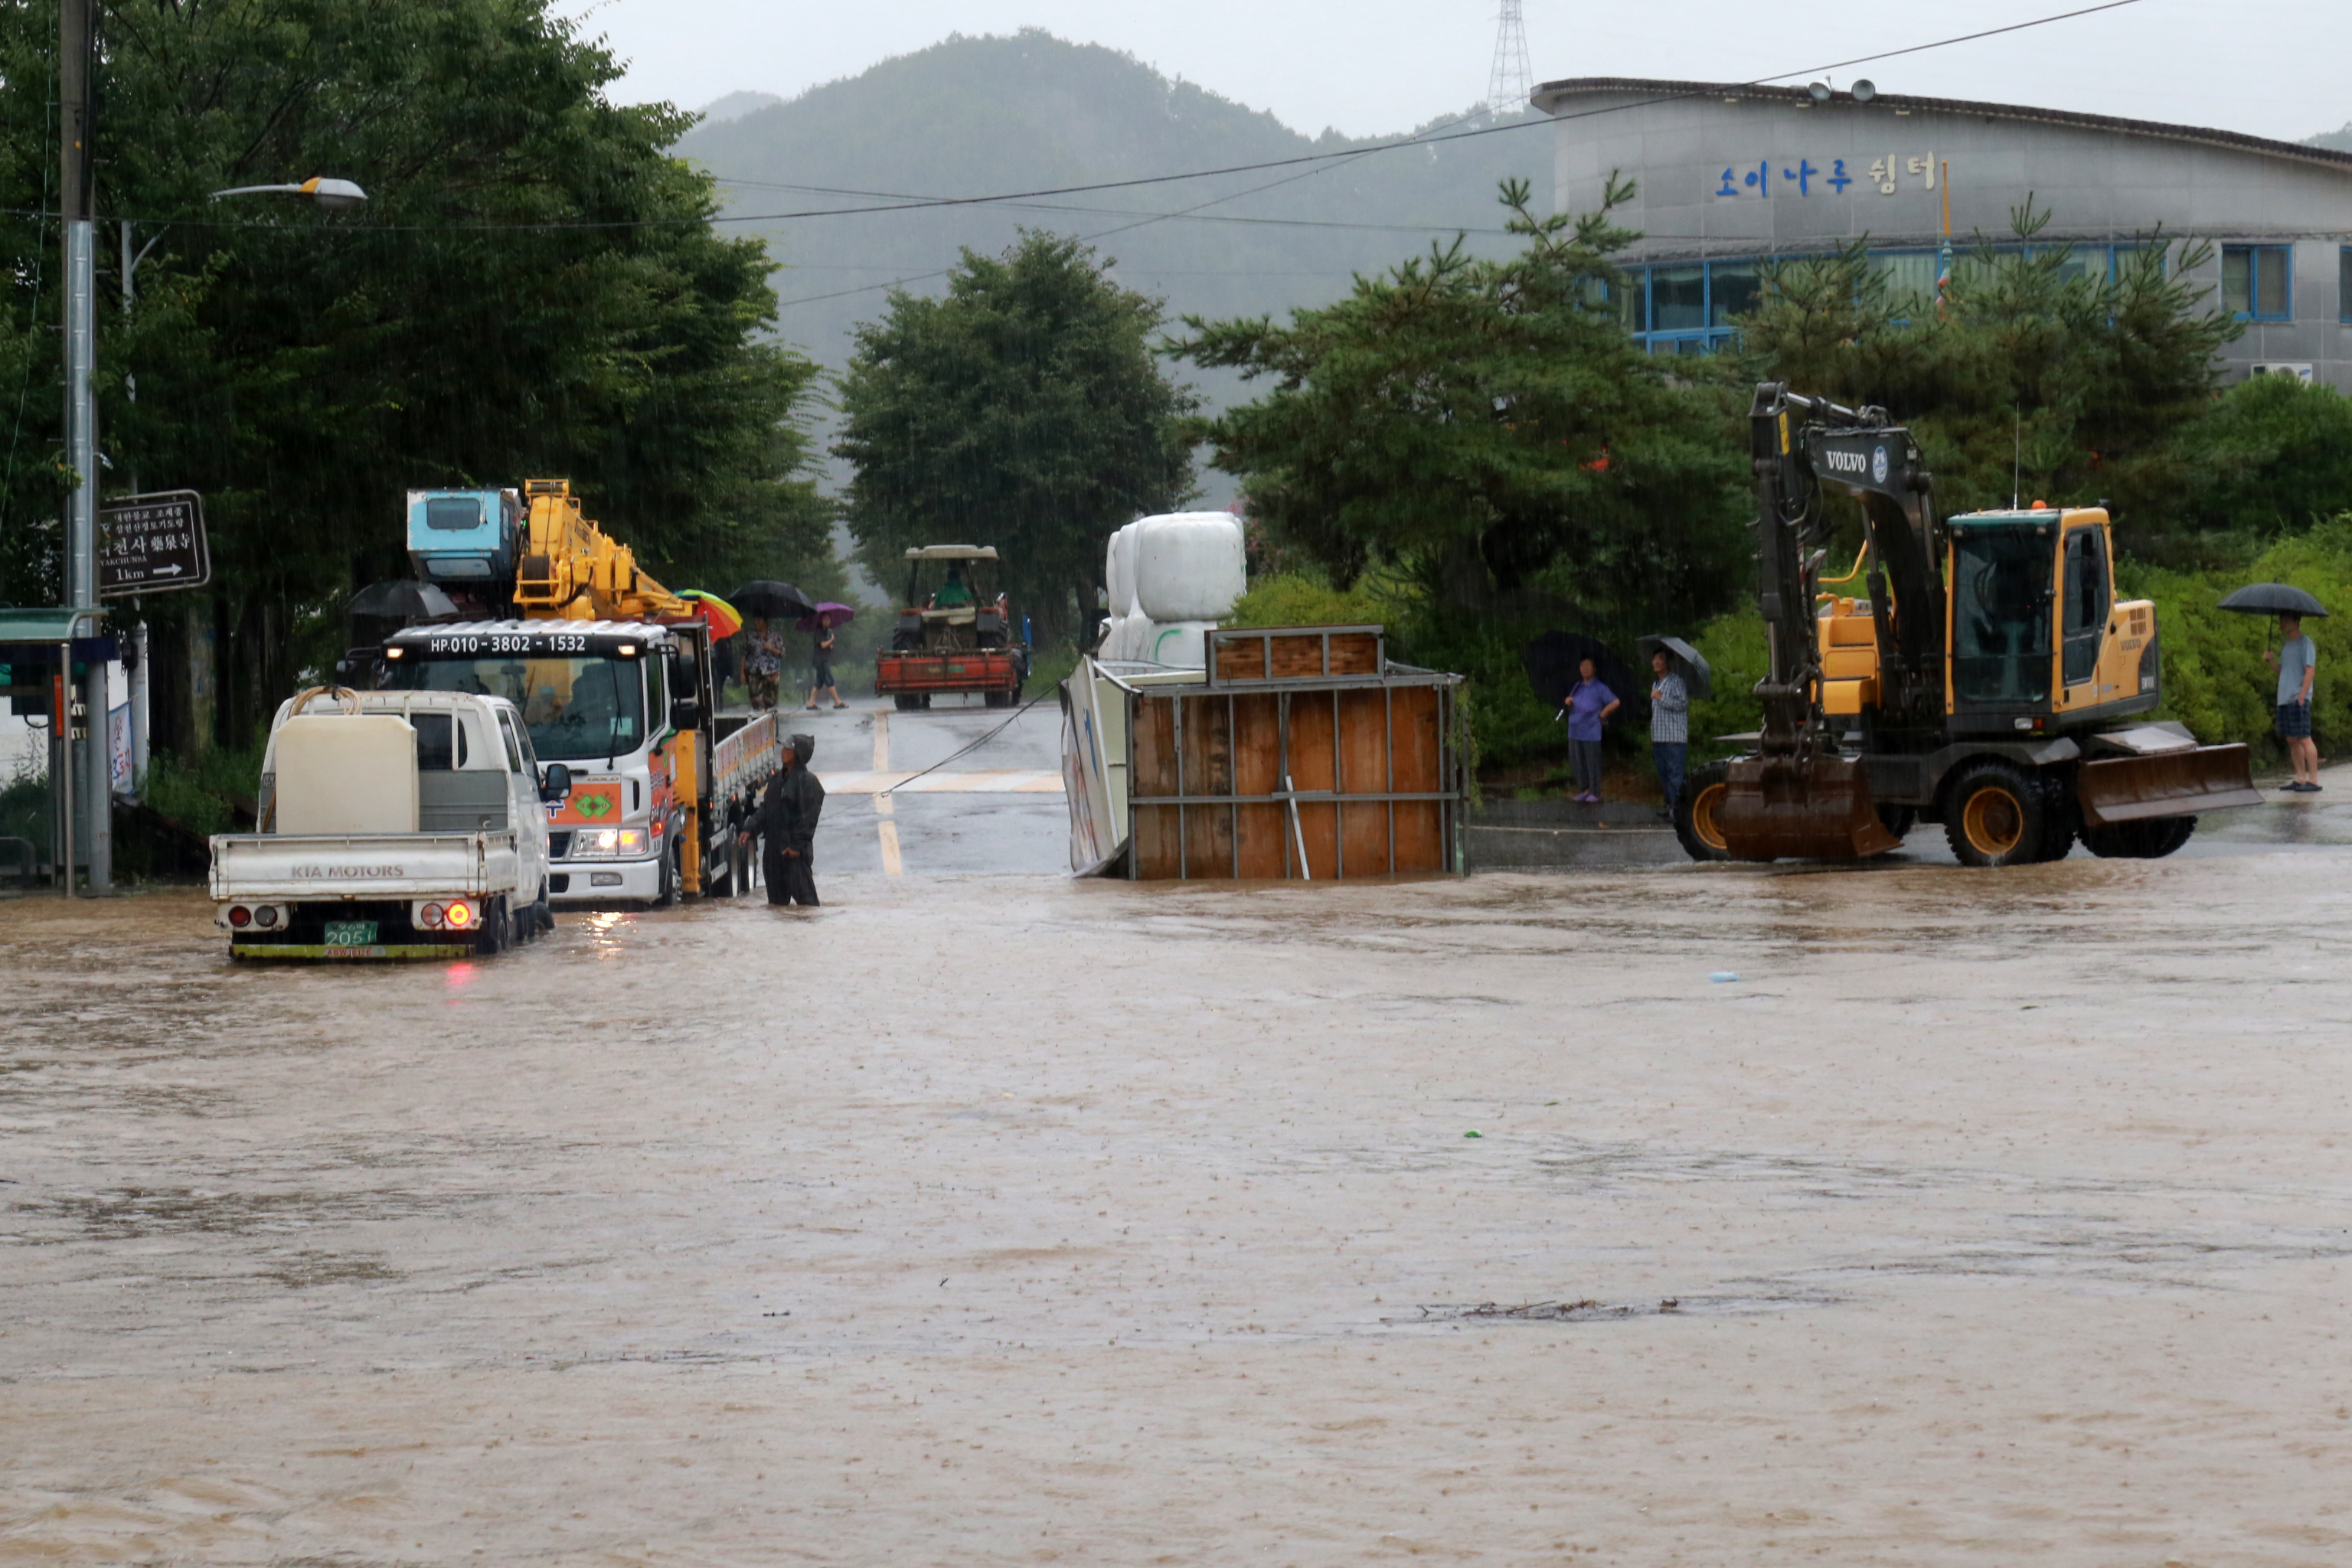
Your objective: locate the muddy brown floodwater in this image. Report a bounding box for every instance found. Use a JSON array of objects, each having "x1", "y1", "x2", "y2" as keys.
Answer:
[{"x1": 5, "y1": 851, "x2": 2352, "y2": 1566}]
